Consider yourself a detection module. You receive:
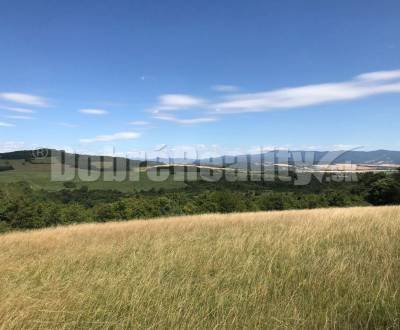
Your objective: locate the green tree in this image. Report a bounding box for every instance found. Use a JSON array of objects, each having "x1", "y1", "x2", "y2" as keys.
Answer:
[
  {"x1": 367, "y1": 177, "x2": 400, "y2": 205},
  {"x1": 63, "y1": 181, "x2": 77, "y2": 189},
  {"x1": 60, "y1": 204, "x2": 91, "y2": 224}
]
